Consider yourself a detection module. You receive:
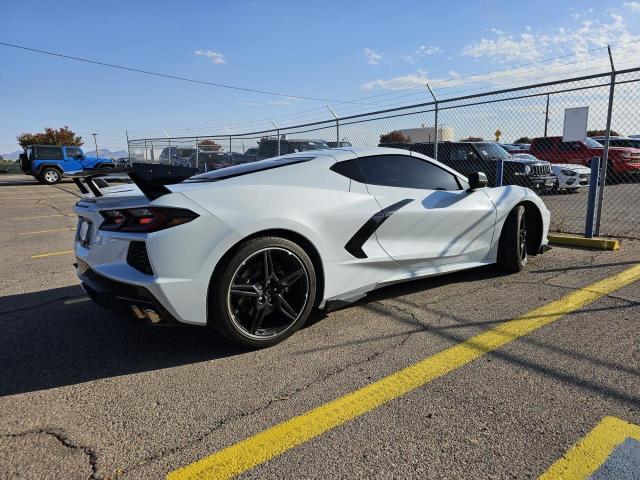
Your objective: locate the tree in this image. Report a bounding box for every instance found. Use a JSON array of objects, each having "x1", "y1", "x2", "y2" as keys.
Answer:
[
  {"x1": 198, "y1": 139, "x2": 222, "y2": 151},
  {"x1": 379, "y1": 130, "x2": 411, "y2": 144},
  {"x1": 460, "y1": 136, "x2": 484, "y2": 142},
  {"x1": 587, "y1": 130, "x2": 620, "y2": 137},
  {"x1": 17, "y1": 126, "x2": 83, "y2": 148},
  {"x1": 513, "y1": 136, "x2": 532, "y2": 144}
]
